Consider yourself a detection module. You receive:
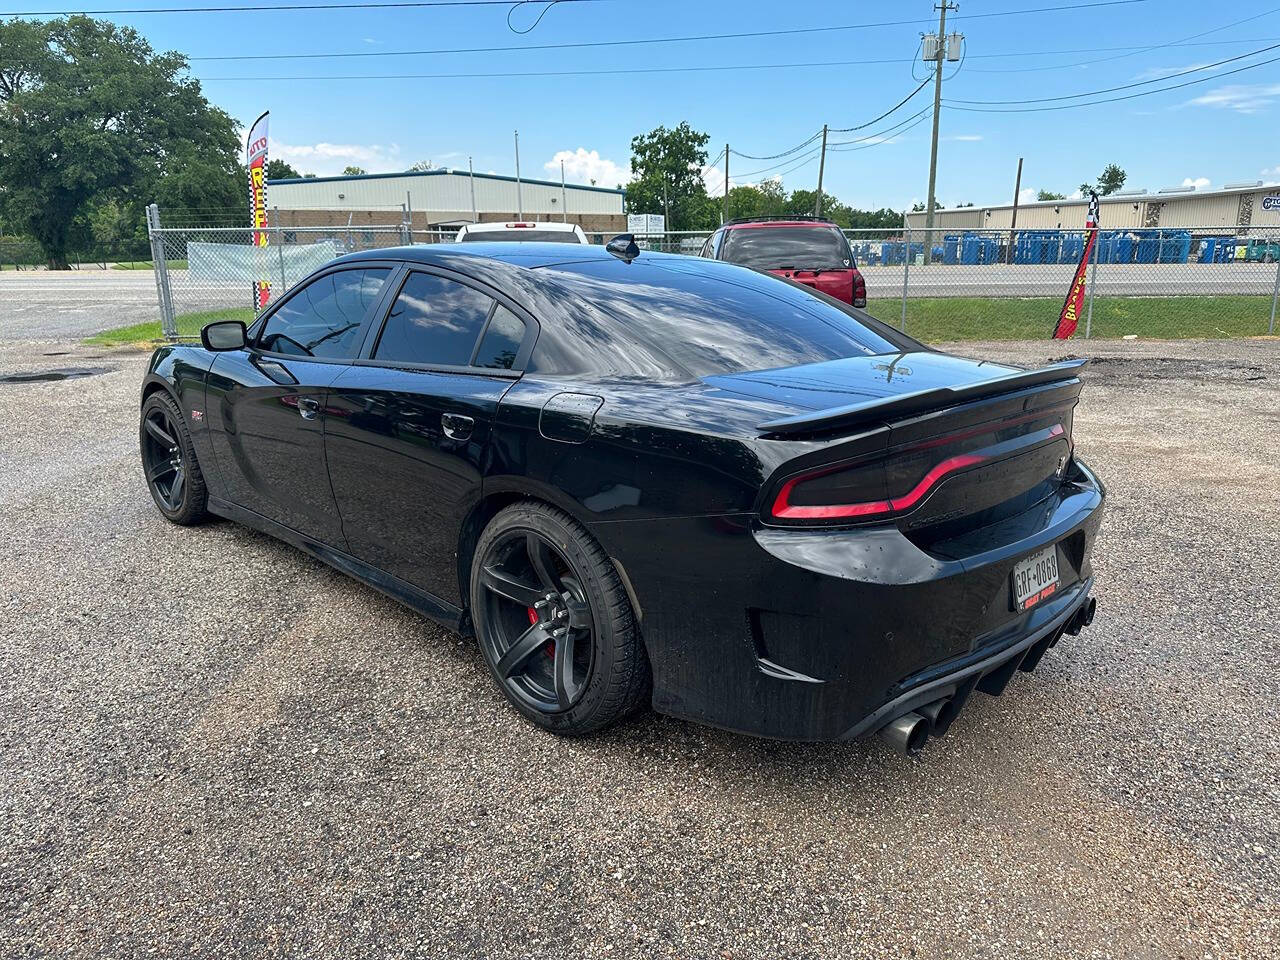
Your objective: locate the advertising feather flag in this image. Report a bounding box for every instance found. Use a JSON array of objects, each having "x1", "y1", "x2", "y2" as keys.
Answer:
[
  {"x1": 246, "y1": 111, "x2": 271, "y2": 310},
  {"x1": 1052, "y1": 190, "x2": 1099, "y2": 339}
]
